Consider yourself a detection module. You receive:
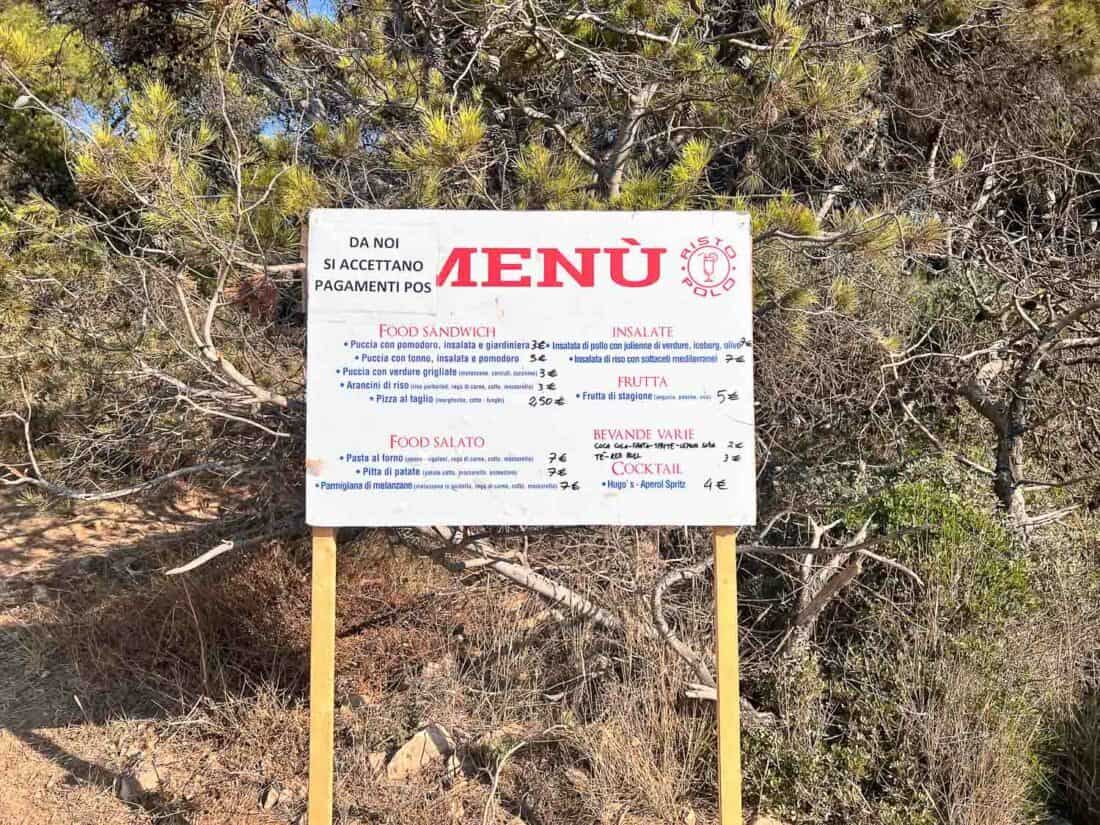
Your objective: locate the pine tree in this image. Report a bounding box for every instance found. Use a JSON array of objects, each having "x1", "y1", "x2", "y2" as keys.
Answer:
[{"x1": 1, "y1": 3, "x2": 1100, "y2": 820}]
